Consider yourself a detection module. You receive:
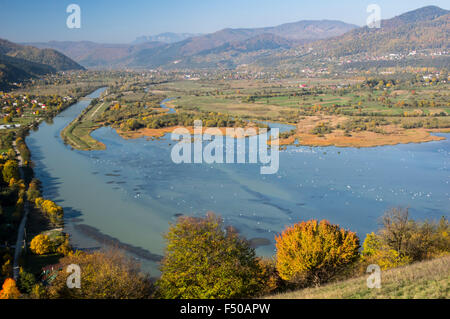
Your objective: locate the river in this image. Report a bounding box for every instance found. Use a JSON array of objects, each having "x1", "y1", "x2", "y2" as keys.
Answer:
[{"x1": 26, "y1": 87, "x2": 450, "y2": 274}]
